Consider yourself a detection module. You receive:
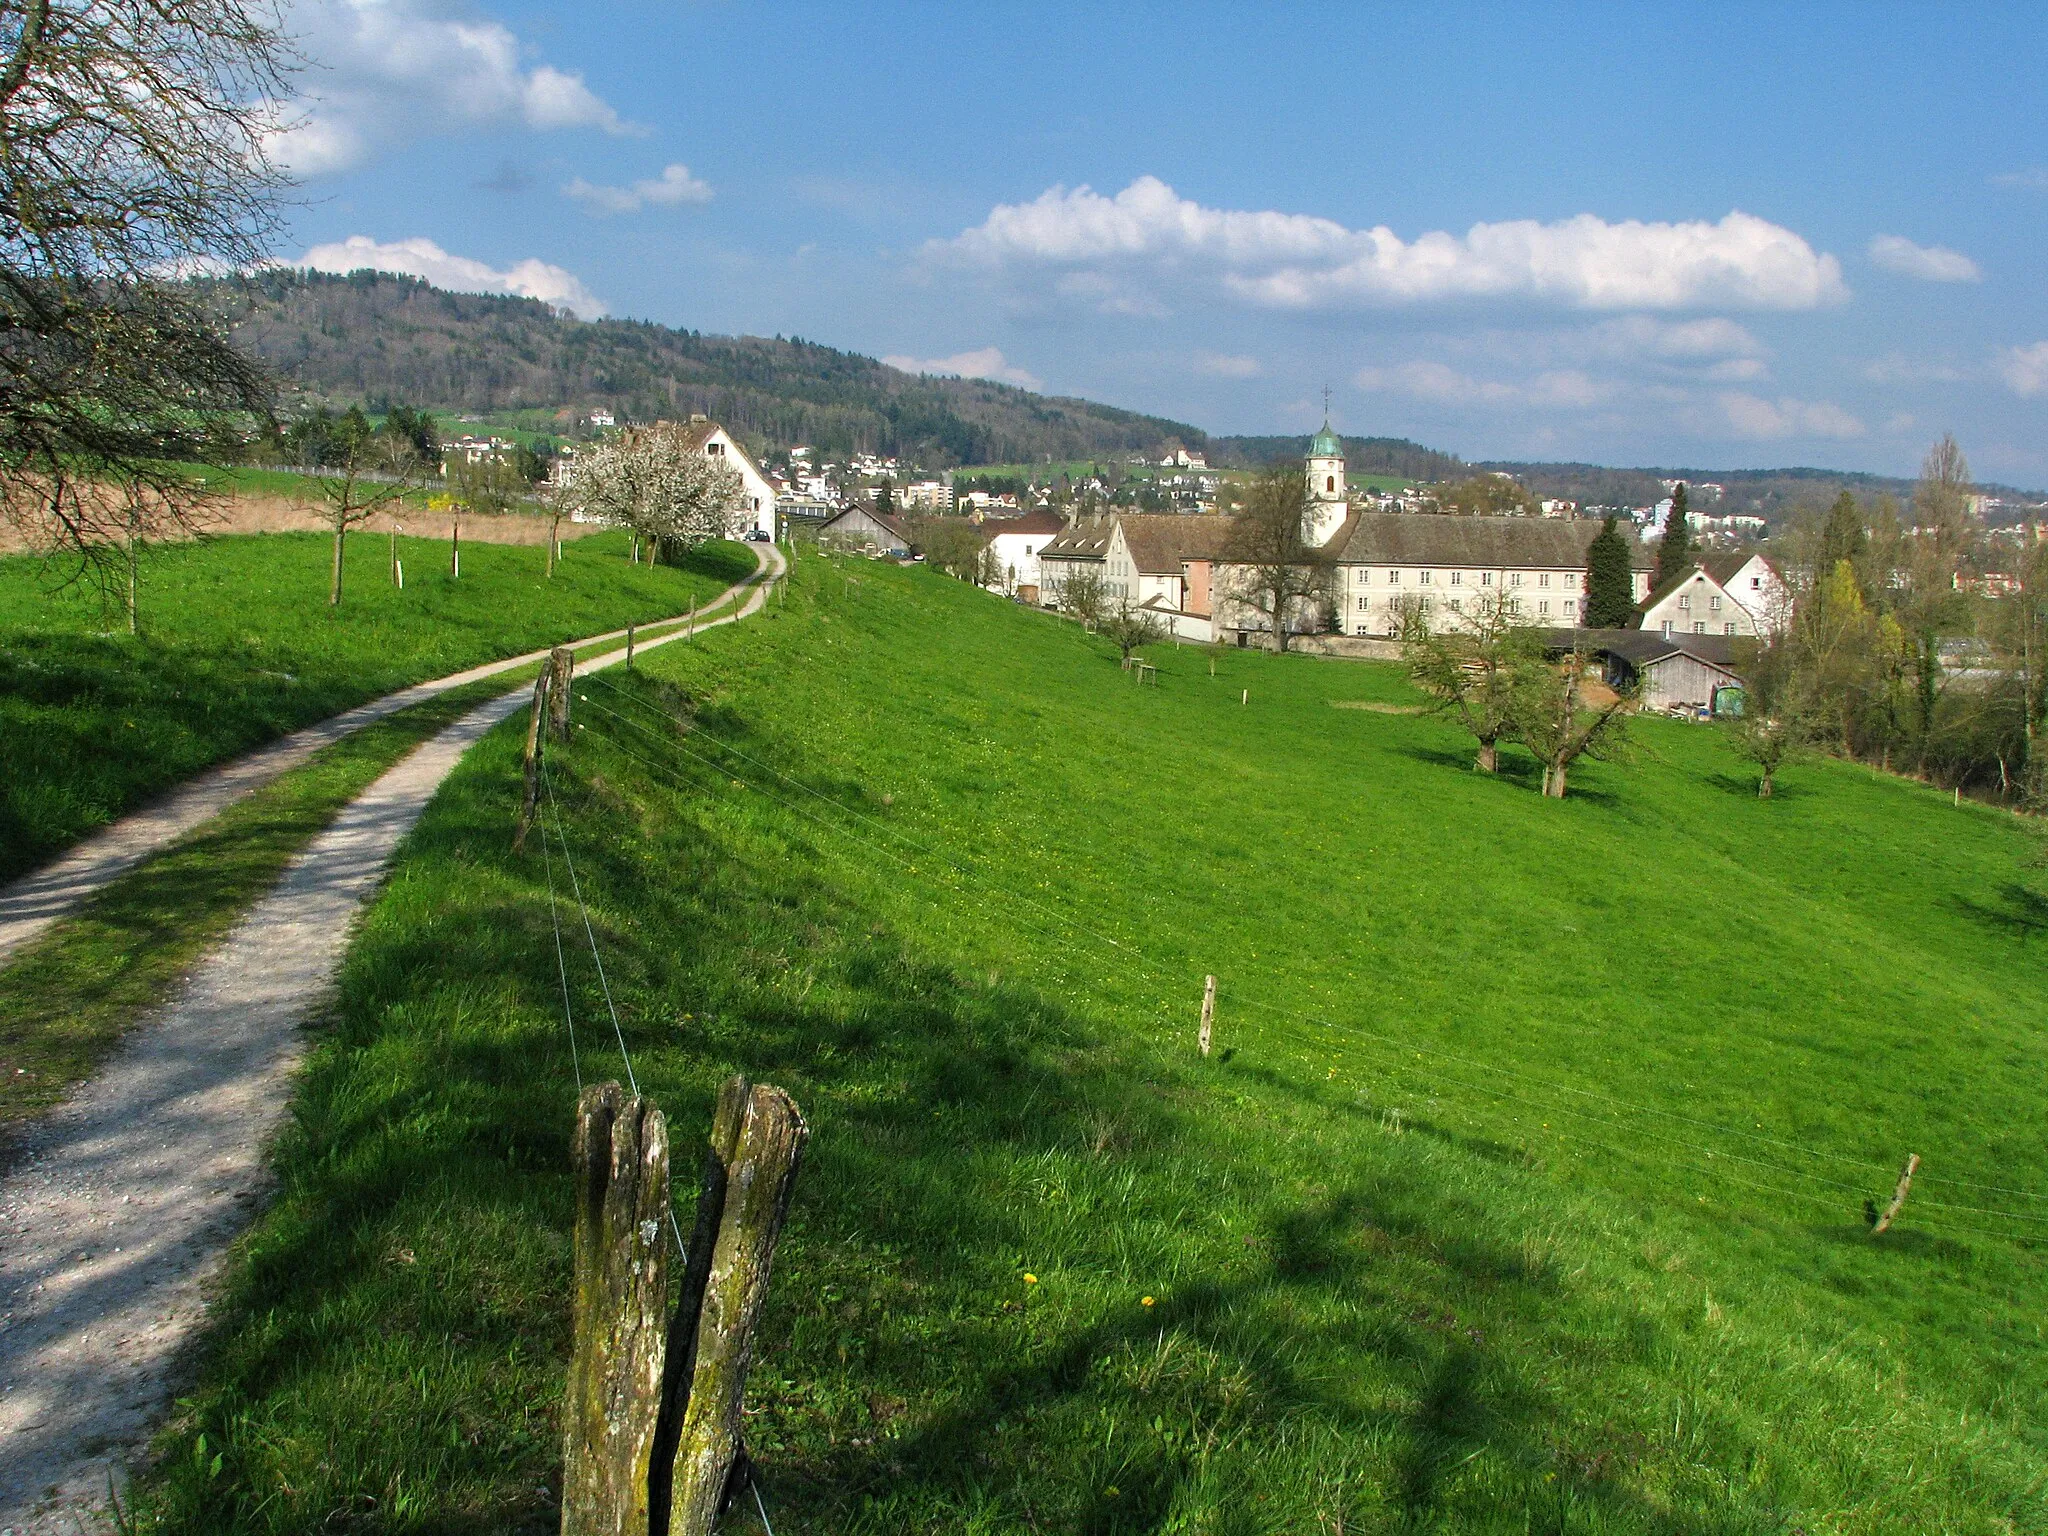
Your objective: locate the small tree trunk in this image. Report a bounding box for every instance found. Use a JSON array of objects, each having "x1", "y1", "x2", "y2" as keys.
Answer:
[
  {"x1": 126, "y1": 531, "x2": 139, "y2": 635},
  {"x1": 452, "y1": 515, "x2": 461, "y2": 578},
  {"x1": 1475, "y1": 739, "x2": 1498, "y2": 773},
  {"x1": 330, "y1": 523, "x2": 345, "y2": 607},
  {"x1": 562, "y1": 1083, "x2": 672, "y2": 1536},
  {"x1": 548, "y1": 517, "x2": 560, "y2": 577},
  {"x1": 1758, "y1": 768, "x2": 1775, "y2": 799}
]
